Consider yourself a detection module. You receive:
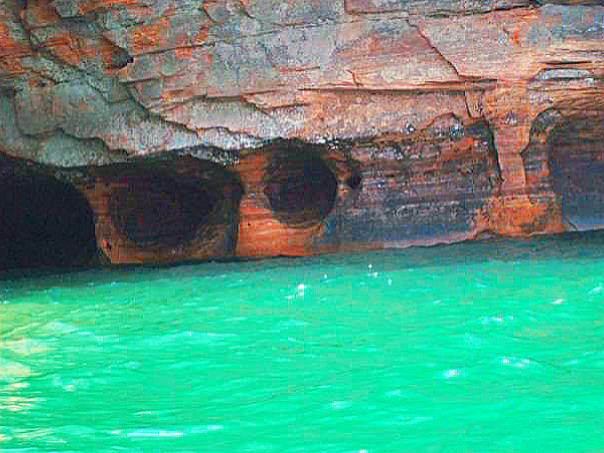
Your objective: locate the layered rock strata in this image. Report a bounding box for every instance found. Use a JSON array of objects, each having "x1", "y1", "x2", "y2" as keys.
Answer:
[{"x1": 1, "y1": 0, "x2": 603, "y2": 267}]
